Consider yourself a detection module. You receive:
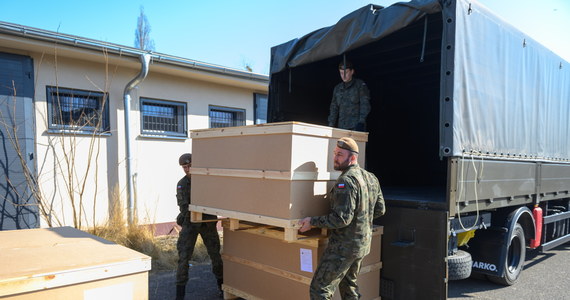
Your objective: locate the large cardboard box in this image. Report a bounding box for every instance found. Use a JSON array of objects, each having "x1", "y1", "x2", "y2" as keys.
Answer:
[
  {"x1": 190, "y1": 122, "x2": 368, "y2": 222},
  {"x1": 0, "y1": 227, "x2": 151, "y2": 300},
  {"x1": 222, "y1": 224, "x2": 382, "y2": 300}
]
